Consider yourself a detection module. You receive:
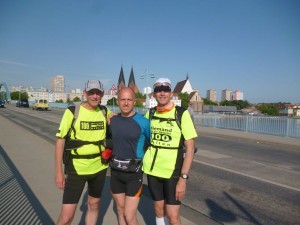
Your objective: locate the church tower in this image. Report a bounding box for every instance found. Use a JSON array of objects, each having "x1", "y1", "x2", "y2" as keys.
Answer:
[
  {"x1": 117, "y1": 65, "x2": 126, "y2": 91},
  {"x1": 128, "y1": 66, "x2": 139, "y2": 94}
]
